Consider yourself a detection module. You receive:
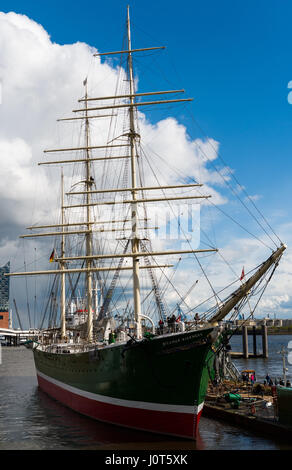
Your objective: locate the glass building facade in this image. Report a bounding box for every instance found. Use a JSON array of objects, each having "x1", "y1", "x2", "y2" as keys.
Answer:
[{"x1": 0, "y1": 262, "x2": 10, "y2": 312}]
